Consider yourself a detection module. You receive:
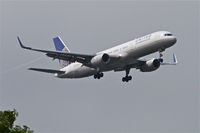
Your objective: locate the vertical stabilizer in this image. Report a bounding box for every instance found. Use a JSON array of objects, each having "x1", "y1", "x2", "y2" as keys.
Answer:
[{"x1": 53, "y1": 37, "x2": 71, "y2": 68}]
